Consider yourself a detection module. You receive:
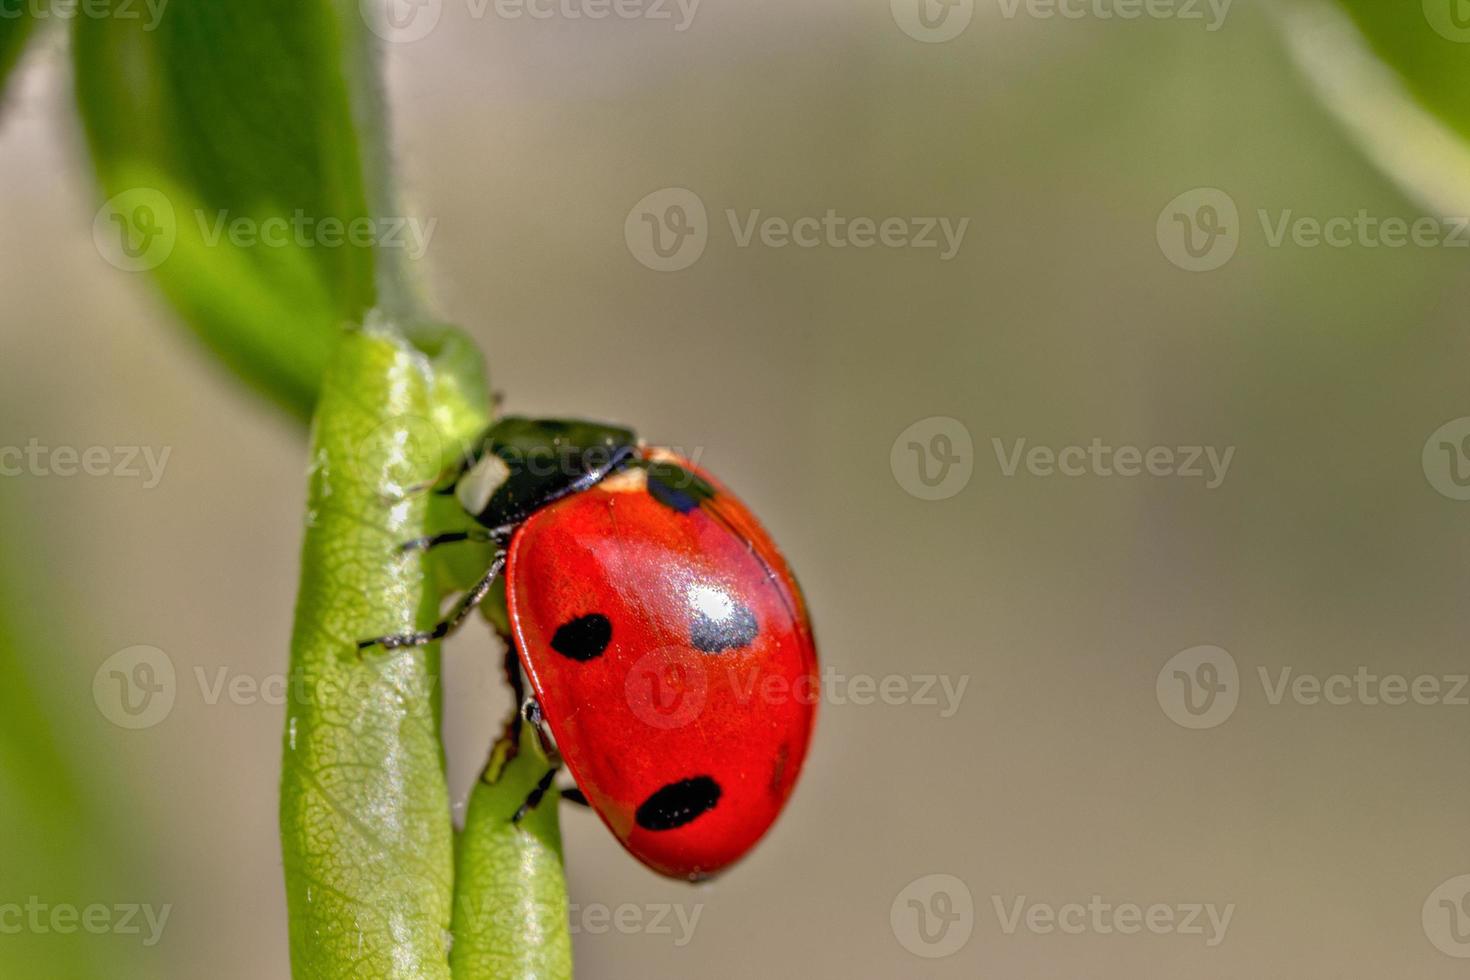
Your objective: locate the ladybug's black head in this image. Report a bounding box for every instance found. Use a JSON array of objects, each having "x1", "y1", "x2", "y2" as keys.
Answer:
[{"x1": 457, "y1": 416, "x2": 638, "y2": 529}]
